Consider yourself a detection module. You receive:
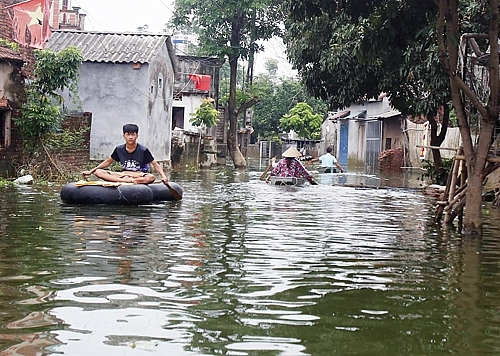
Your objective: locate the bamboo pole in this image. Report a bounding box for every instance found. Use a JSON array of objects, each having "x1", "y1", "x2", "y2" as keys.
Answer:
[
  {"x1": 454, "y1": 155, "x2": 500, "y2": 163},
  {"x1": 444, "y1": 157, "x2": 461, "y2": 224},
  {"x1": 416, "y1": 144, "x2": 459, "y2": 151},
  {"x1": 435, "y1": 161, "x2": 454, "y2": 223},
  {"x1": 444, "y1": 186, "x2": 467, "y2": 211}
]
